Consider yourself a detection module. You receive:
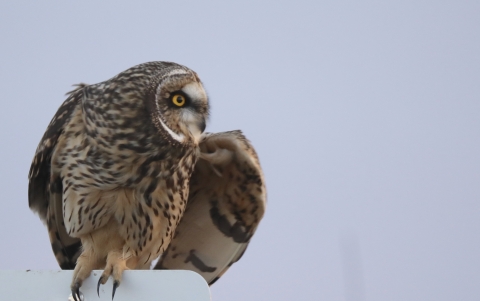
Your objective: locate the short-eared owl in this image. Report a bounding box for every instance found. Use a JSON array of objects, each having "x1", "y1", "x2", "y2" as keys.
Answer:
[{"x1": 28, "y1": 62, "x2": 266, "y2": 300}]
